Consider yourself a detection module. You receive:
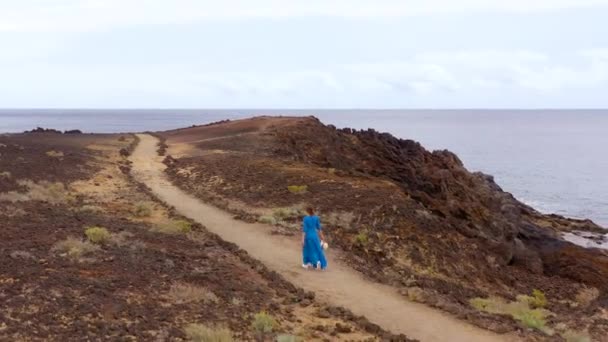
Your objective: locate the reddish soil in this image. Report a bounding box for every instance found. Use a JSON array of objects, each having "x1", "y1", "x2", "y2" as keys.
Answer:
[
  {"x1": 160, "y1": 116, "x2": 608, "y2": 340},
  {"x1": 0, "y1": 132, "x2": 397, "y2": 341}
]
